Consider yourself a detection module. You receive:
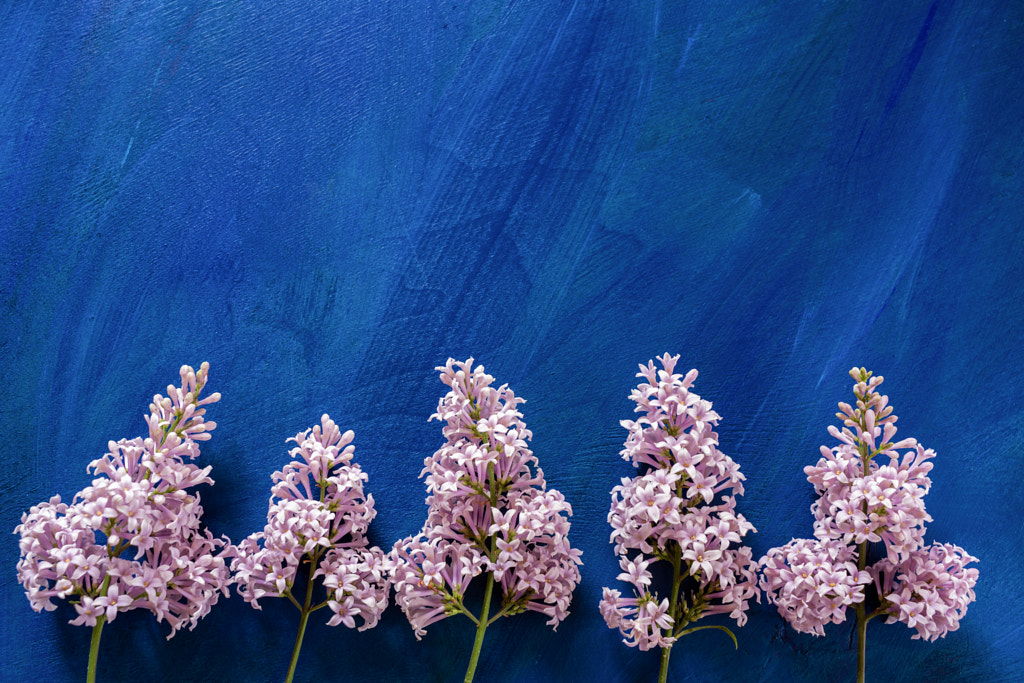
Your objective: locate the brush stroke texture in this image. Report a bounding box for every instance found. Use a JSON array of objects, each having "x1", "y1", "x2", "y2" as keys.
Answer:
[{"x1": 1, "y1": 2, "x2": 1022, "y2": 681}]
